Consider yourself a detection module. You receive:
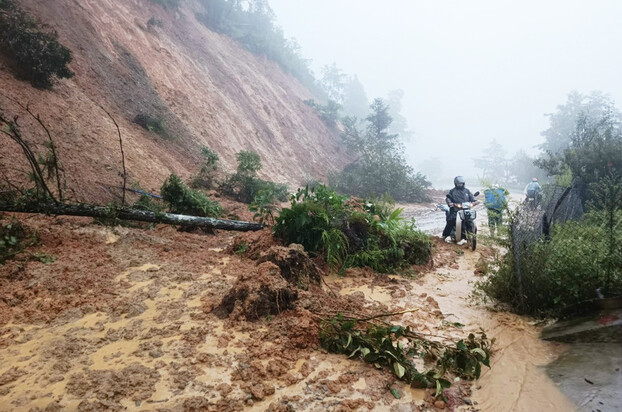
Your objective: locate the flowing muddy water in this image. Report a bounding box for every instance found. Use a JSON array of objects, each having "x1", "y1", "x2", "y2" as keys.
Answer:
[
  {"x1": 412, "y1": 253, "x2": 574, "y2": 411},
  {"x1": 336, "y1": 249, "x2": 575, "y2": 412},
  {"x1": 0, "y1": 213, "x2": 575, "y2": 411},
  {"x1": 399, "y1": 199, "x2": 576, "y2": 411}
]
